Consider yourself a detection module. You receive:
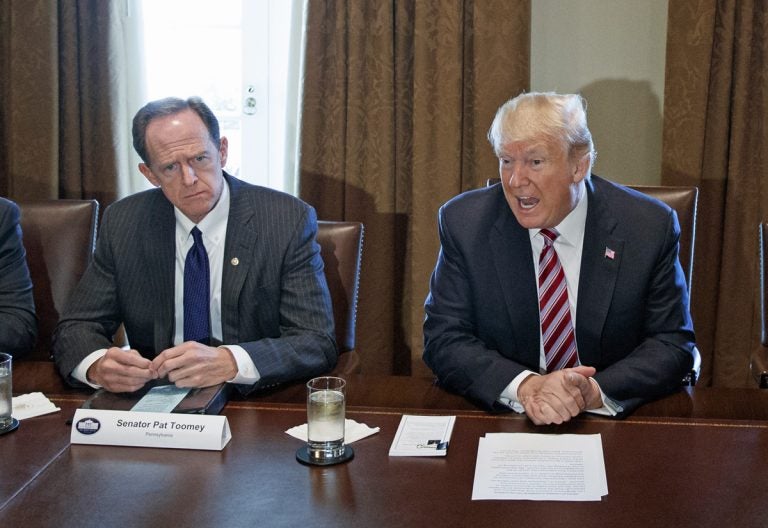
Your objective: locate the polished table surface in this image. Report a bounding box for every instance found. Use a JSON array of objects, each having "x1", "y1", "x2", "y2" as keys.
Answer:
[{"x1": 3, "y1": 361, "x2": 768, "y2": 527}]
